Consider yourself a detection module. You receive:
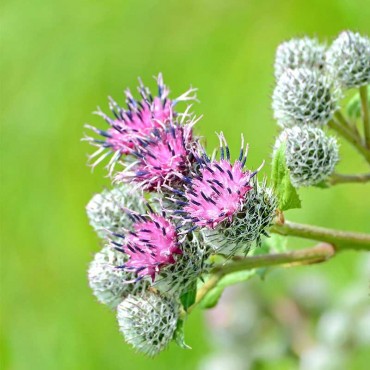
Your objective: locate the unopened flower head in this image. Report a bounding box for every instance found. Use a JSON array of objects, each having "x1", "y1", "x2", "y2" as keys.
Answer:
[
  {"x1": 326, "y1": 31, "x2": 370, "y2": 88},
  {"x1": 272, "y1": 68, "x2": 341, "y2": 128},
  {"x1": 181, "y1": 133, "x2": 259, "y2": 229},
  {"x1": 86, "y1": 184, "x2": 148, "y2": 240},
  {"x1": 117, "y1": 291, "x2": 179, "y2": 357},
  {"x1": 116, "y1": 123, "x2": 197, "y2": 191},
  {"x1": 84, "y1": 73, "x2": 197, "y2": 171},
  {"x1": 154, "y1": 232, "x2": 212, "y2": 296},
  {"x1": 88, "y1": 246, "x2": 148, "y2": 309},
  {"x1": 274, "y1": 37, "x2": 326, "y2": 80},
  {"x1": 202, "y1": 179, "x2": 277, "y2": 255},
  {"x1": 275, "y1": 126, "x2": 339, "y2": 187},
  {"x1": 115, "y1": 211, "x2": 182, "y2": 282}
]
